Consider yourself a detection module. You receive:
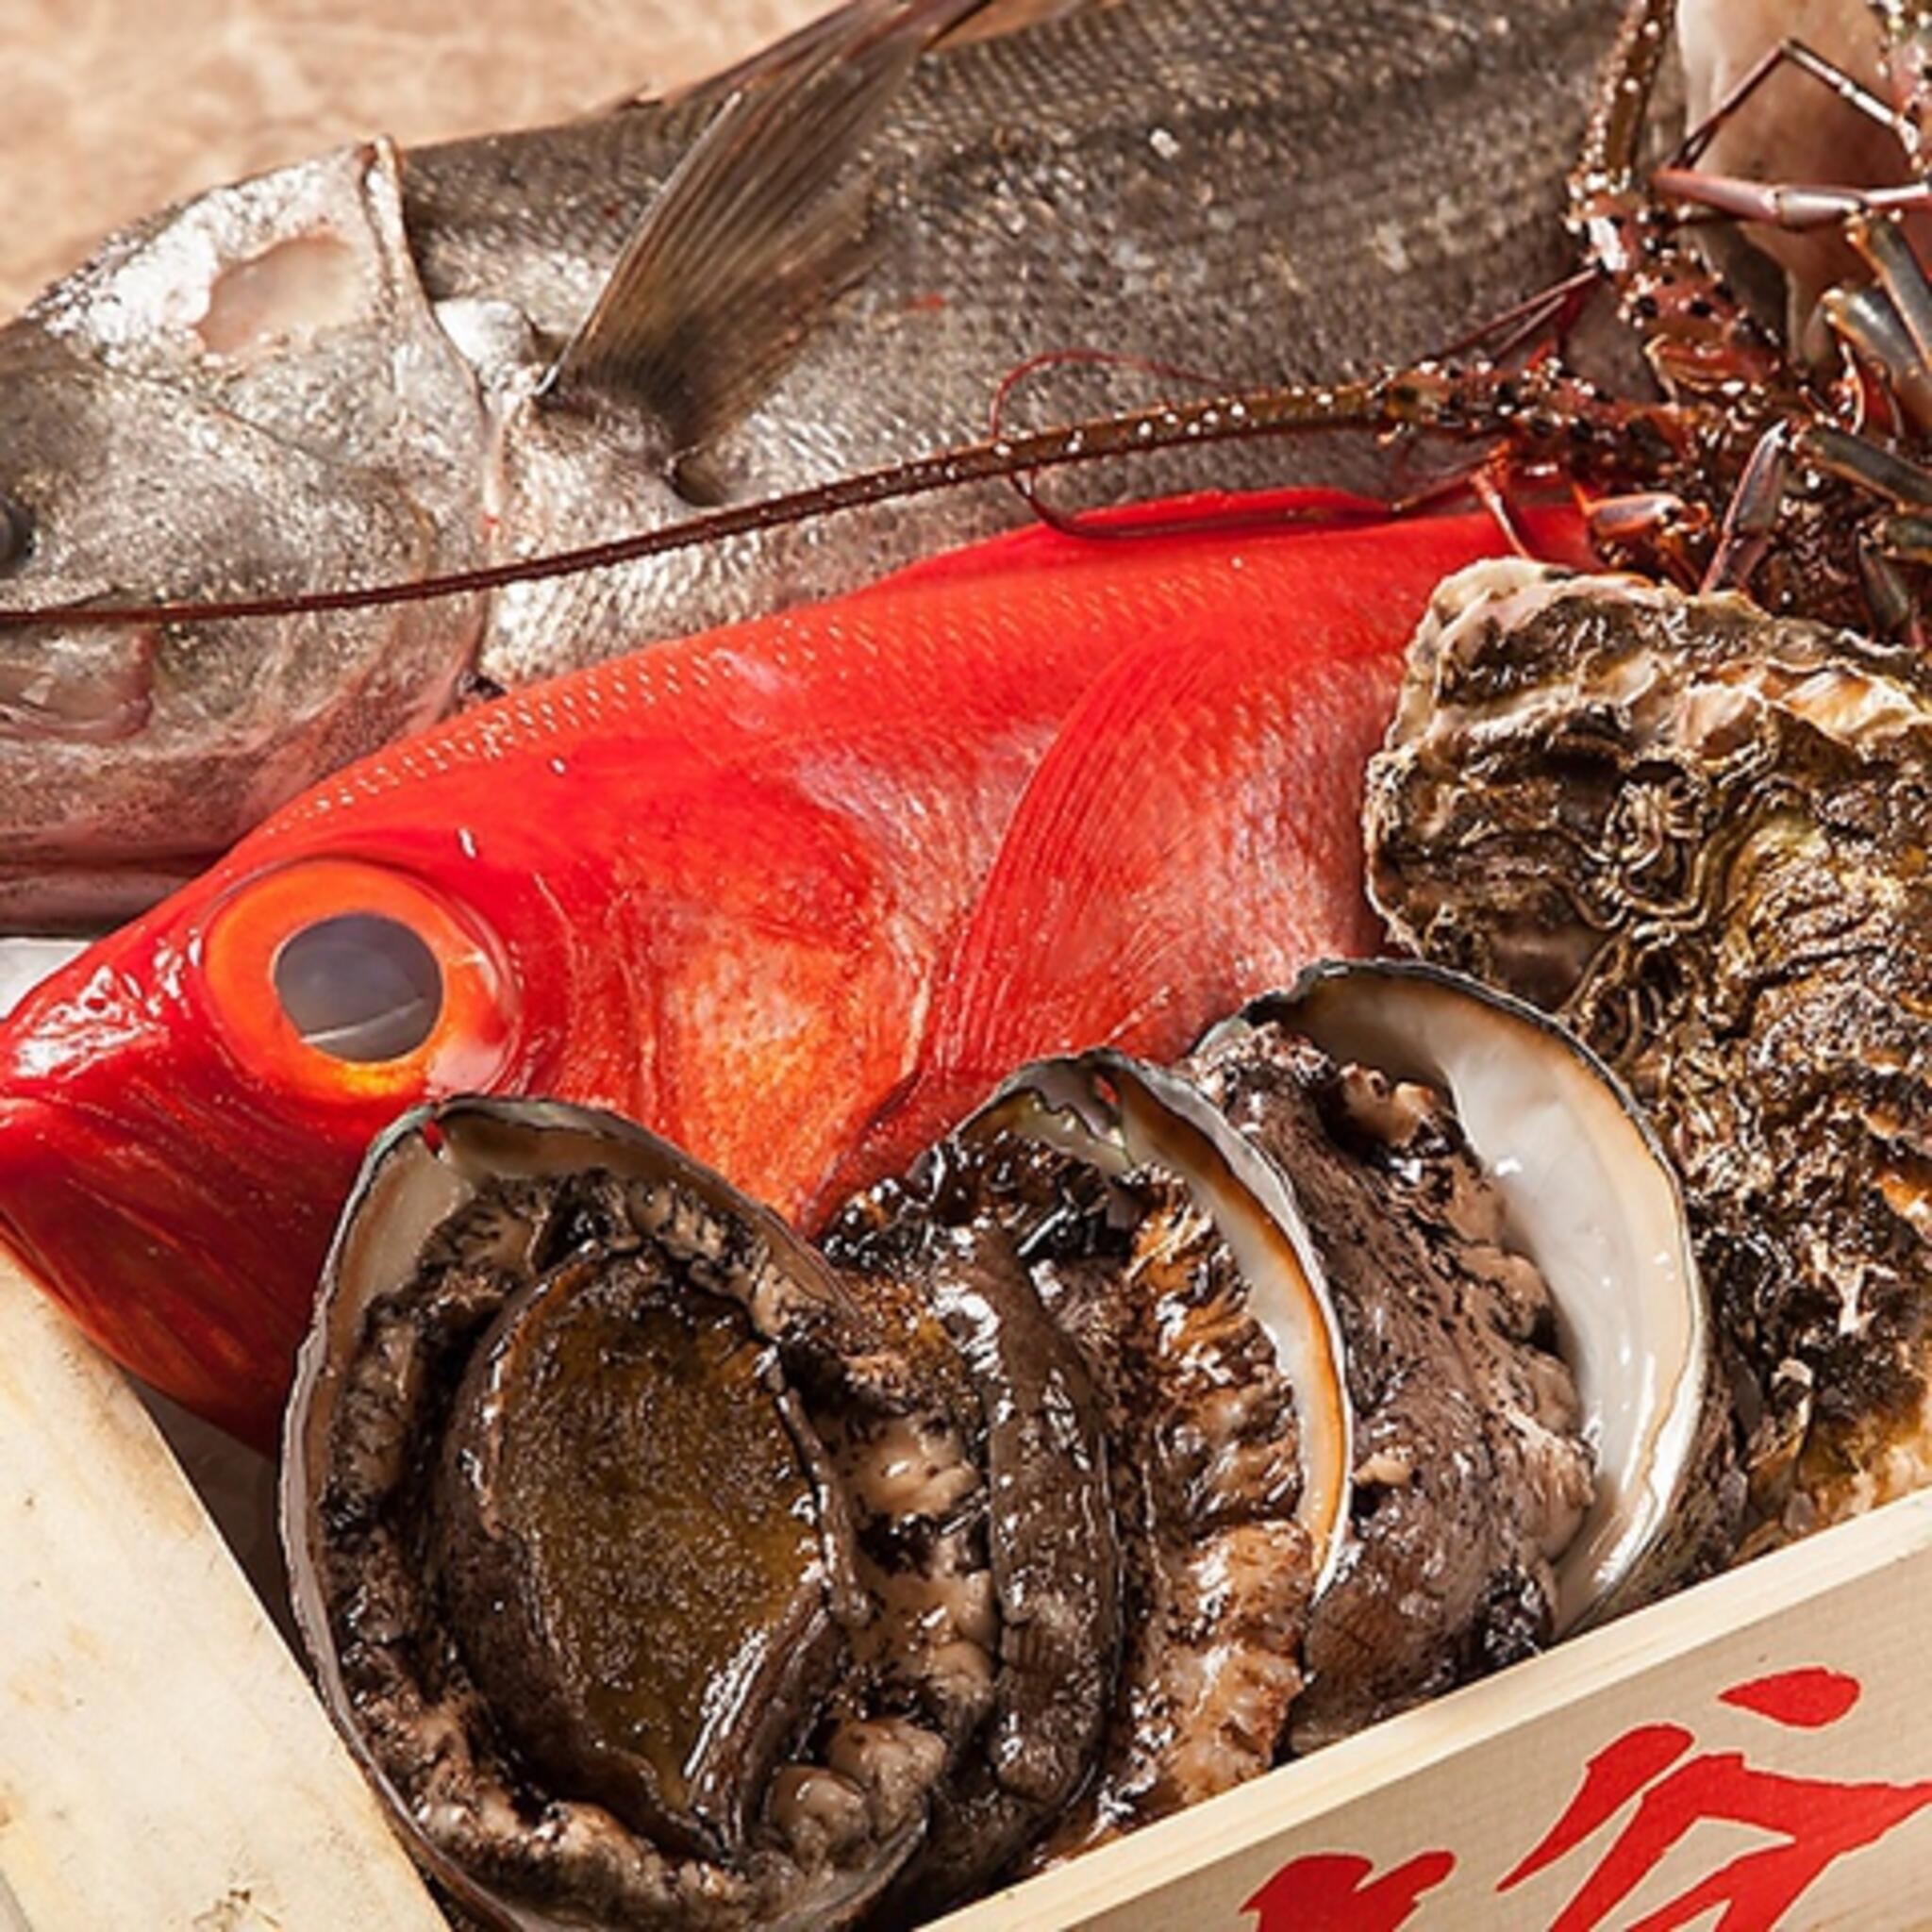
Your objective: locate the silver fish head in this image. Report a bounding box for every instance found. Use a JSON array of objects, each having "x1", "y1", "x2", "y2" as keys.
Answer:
[{"x1": 0, "y1": 140, "x2": 491, "y2": 929}]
